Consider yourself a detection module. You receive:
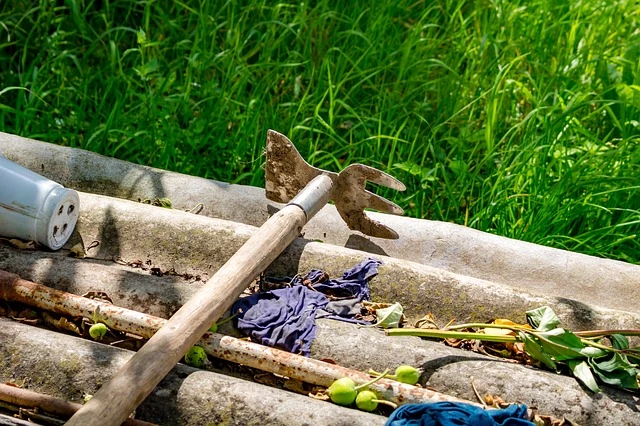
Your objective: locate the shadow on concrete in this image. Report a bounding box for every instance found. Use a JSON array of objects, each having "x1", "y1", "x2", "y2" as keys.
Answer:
[{"x1": 345, "y1": 234, "x2": 388, "y2": 257}]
